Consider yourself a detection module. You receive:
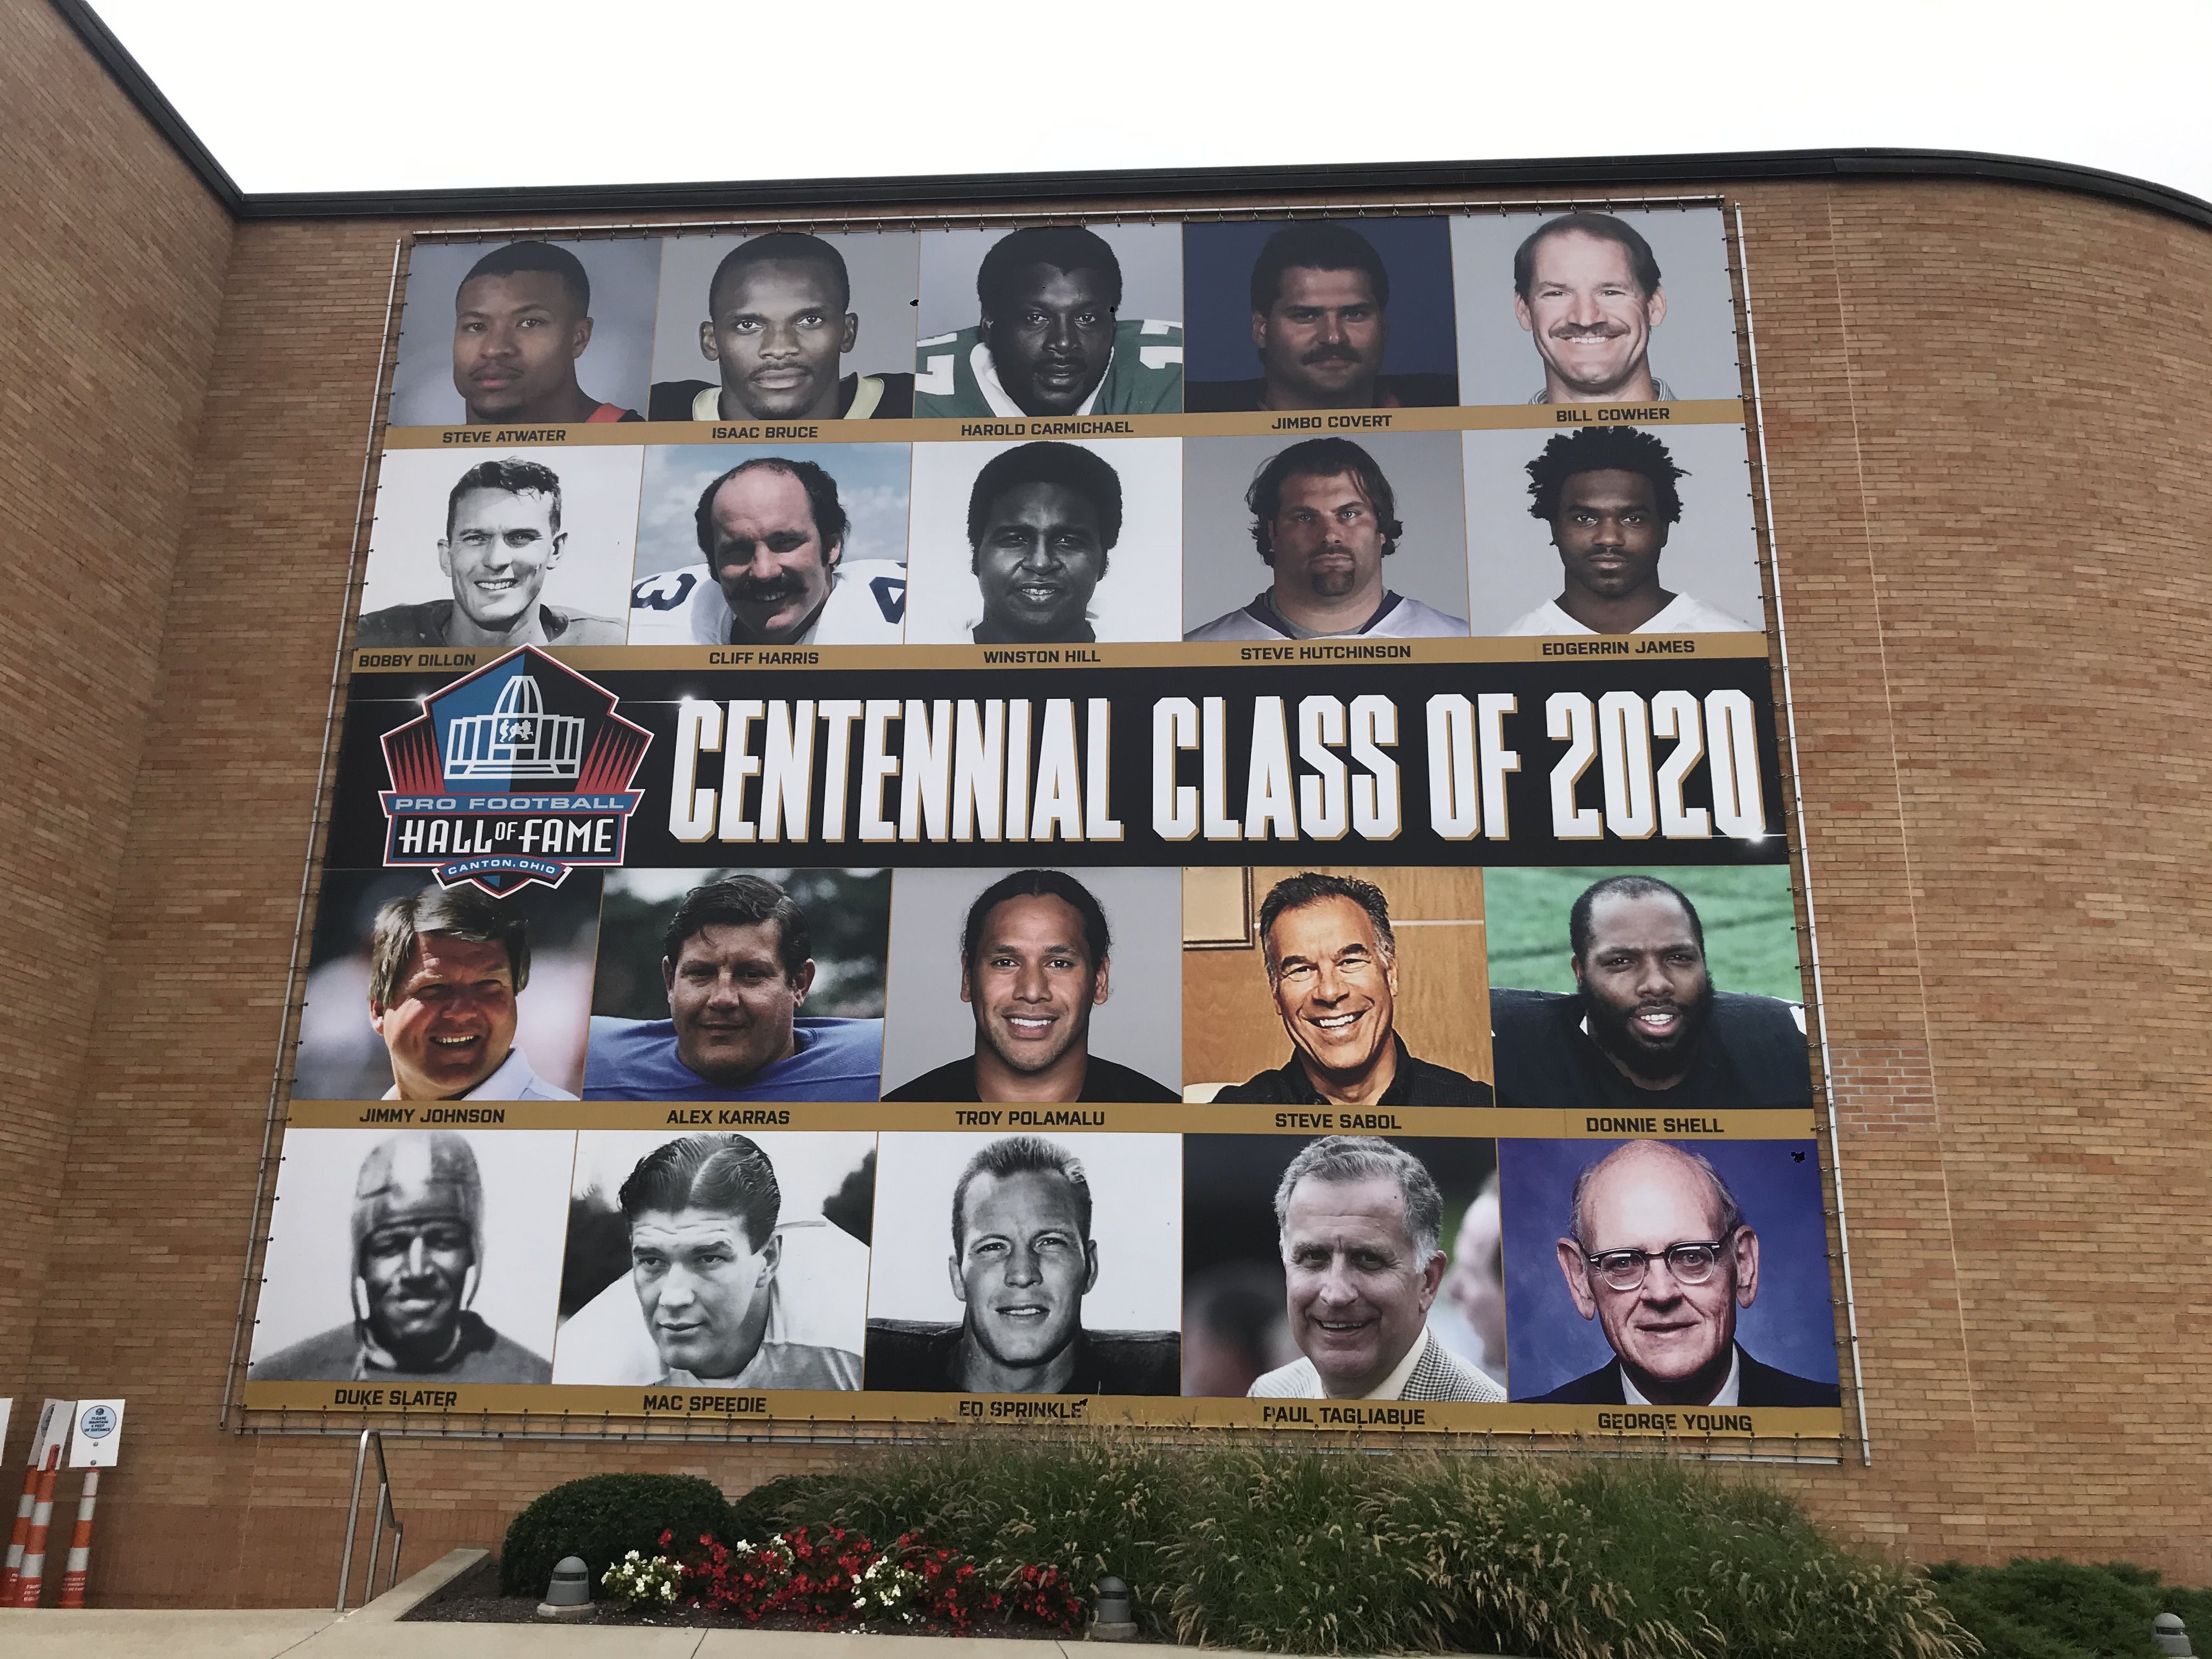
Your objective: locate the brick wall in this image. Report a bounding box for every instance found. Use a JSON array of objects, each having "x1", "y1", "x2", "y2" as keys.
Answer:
[
  {"x1": 6, "y1": 32, "x2": 2211, "y2": 1596},
  {"x1": 0, "y1": 0, "x2": 230, "y2": 1383}
]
